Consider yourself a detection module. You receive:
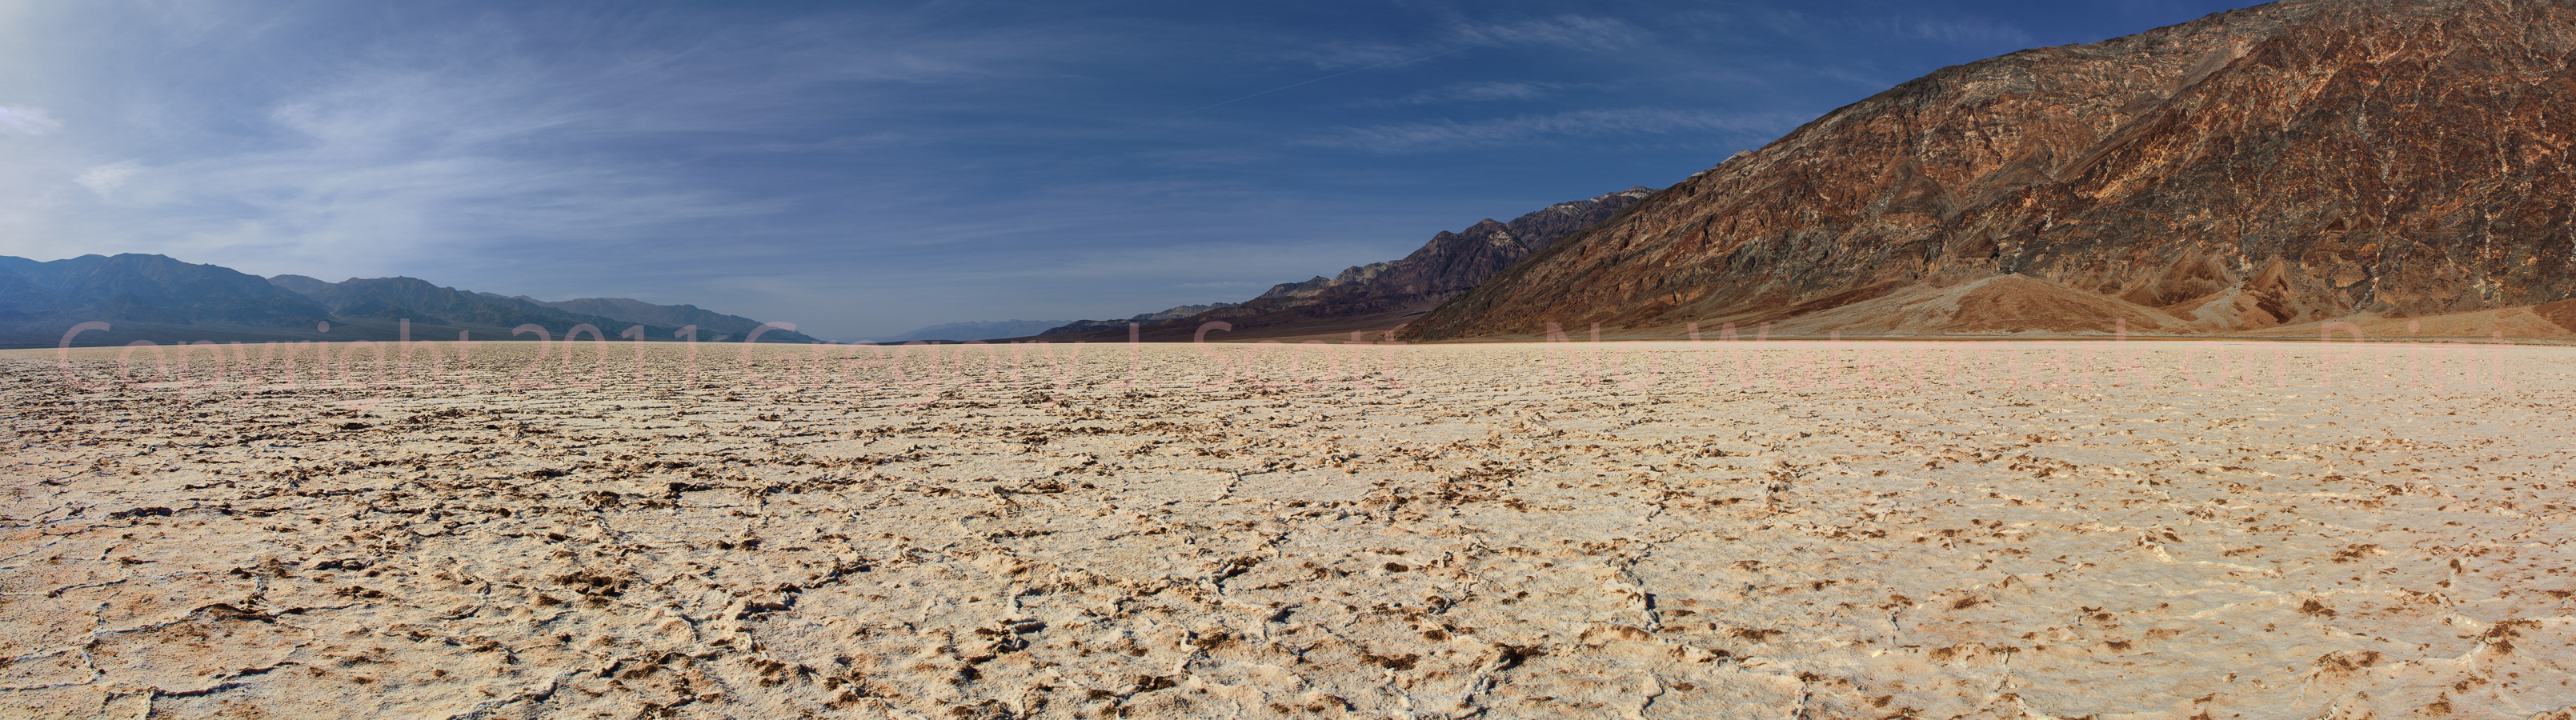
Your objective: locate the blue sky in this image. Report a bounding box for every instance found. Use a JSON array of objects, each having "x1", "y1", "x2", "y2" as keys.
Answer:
[{"x1": 0, "y1": 0, "x2": 2260, "y2": 340}]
